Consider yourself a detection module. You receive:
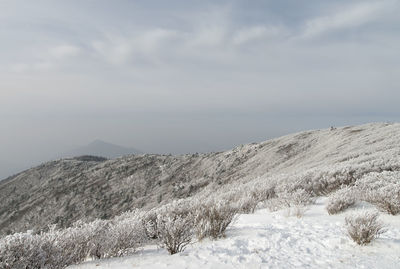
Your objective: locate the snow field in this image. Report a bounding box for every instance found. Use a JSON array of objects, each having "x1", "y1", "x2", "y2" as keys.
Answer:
[{"x1": 69, "y1": 198, "x2": 400, "y2": 269}]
